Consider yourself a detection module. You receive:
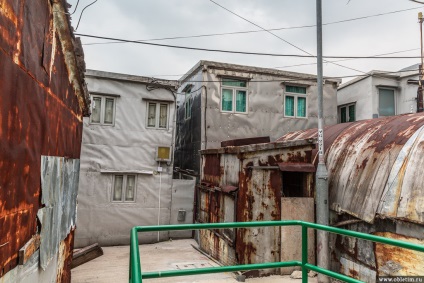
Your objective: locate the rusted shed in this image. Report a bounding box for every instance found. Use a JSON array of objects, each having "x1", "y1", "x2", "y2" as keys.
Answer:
[
  {"x1": 0, "y1": 0, "x2": 88, "y2": 282},
  {"x1": 197, "y1": 140, "x2": 316, "y2": 276}
]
